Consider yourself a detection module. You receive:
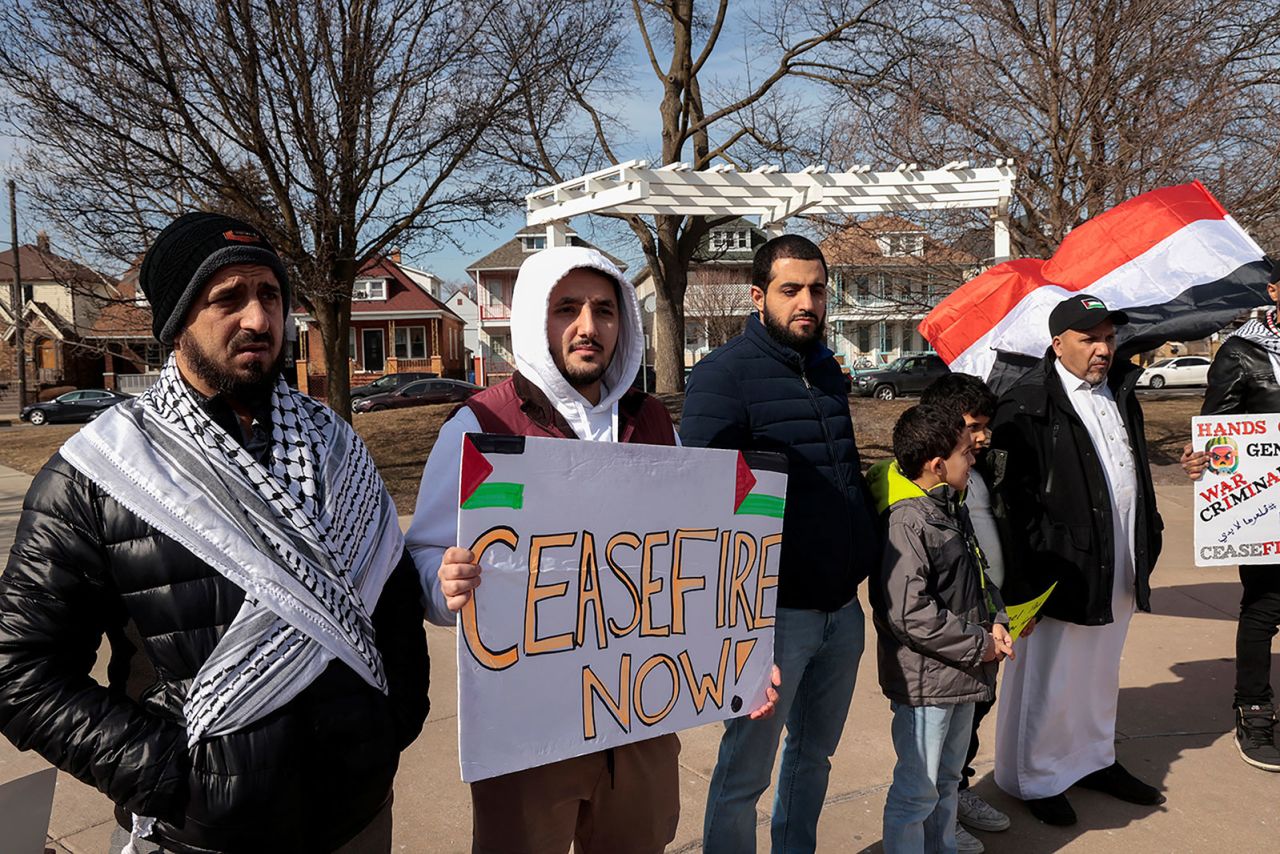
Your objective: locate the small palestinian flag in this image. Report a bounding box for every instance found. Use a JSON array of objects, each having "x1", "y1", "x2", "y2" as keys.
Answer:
[
  {"x1": 459, "y1": 435, "x2": 524, "y2": 510},
  {"x1": 734, "y1": 452, "x2": 786, "y2": 518},
  {"x1": 920, "y1": 181, "x2": 1272, "y2": 383}
]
